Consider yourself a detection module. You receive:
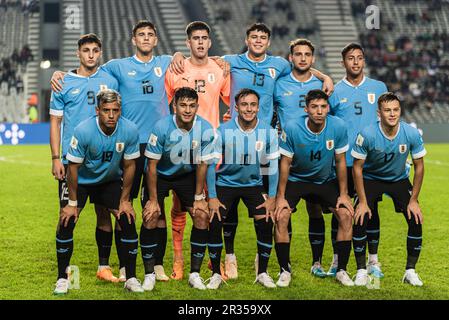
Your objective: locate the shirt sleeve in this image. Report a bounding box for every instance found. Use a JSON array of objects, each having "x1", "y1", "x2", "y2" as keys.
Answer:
[
  {"x1": 279, "y1": 57, "x2": 291, "y2": 77},
  {"x1": 144, "y1": 122, "x2": 164, "y2": 160},
  {"x1": 410, "y1": 128, "x2": 426, "y2": 159},
  {"x1": 101, "y1": 60, "x2": 120, "y2": 79},
  {"x1": 124, "y1": 126, "x2": 140, "y2": 160},
  {"x1": 327, "y1": 92, "x2": 339, "y2": 116},
  {"x1": 220, "y1": 74, "x2": 231, "y2": 106},
  {"x1": 206, "y1": 163, "x2": 218, "y2": 199},
  {"x1": 351, "y1": 131, "x2": 369, "y2": 160},
  {"x1": 49, "y1": 91, "x2": 64, "y2": 117},
  {"x1": 335, "y1": 122, "x2": 349, "y2": 154},
  {"x1": 66, "y1": 128, "x2": 87, "y2": 163},
  {"x1": 279, "y1": 125, "x2": 295, "y2": 158},
  {"x1": 200, "y1": 126, "x2": 218, "y2": 163},
  {"x1": 164, "y1": 69, "x2": 175, "y2": 104}
]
